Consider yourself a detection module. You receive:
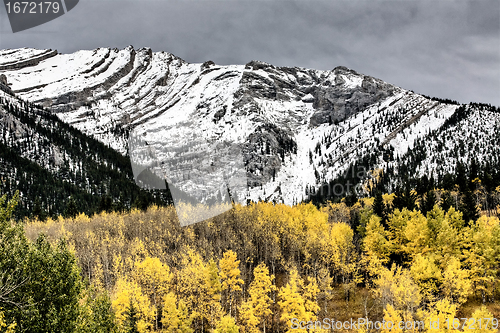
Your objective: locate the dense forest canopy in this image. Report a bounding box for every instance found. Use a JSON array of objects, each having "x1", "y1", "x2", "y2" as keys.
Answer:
[{"x1": 1, "y1": 183, "x2": 499, "y2": 332}]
